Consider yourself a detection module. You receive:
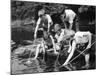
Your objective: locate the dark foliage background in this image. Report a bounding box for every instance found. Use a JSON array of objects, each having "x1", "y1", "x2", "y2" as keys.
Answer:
[
  {"x1": 11, "y1": 0, "x2": 95, "y2": 21},
  {"x1": 11, "y1": 0, "x2": 96, "y2": 44}
]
